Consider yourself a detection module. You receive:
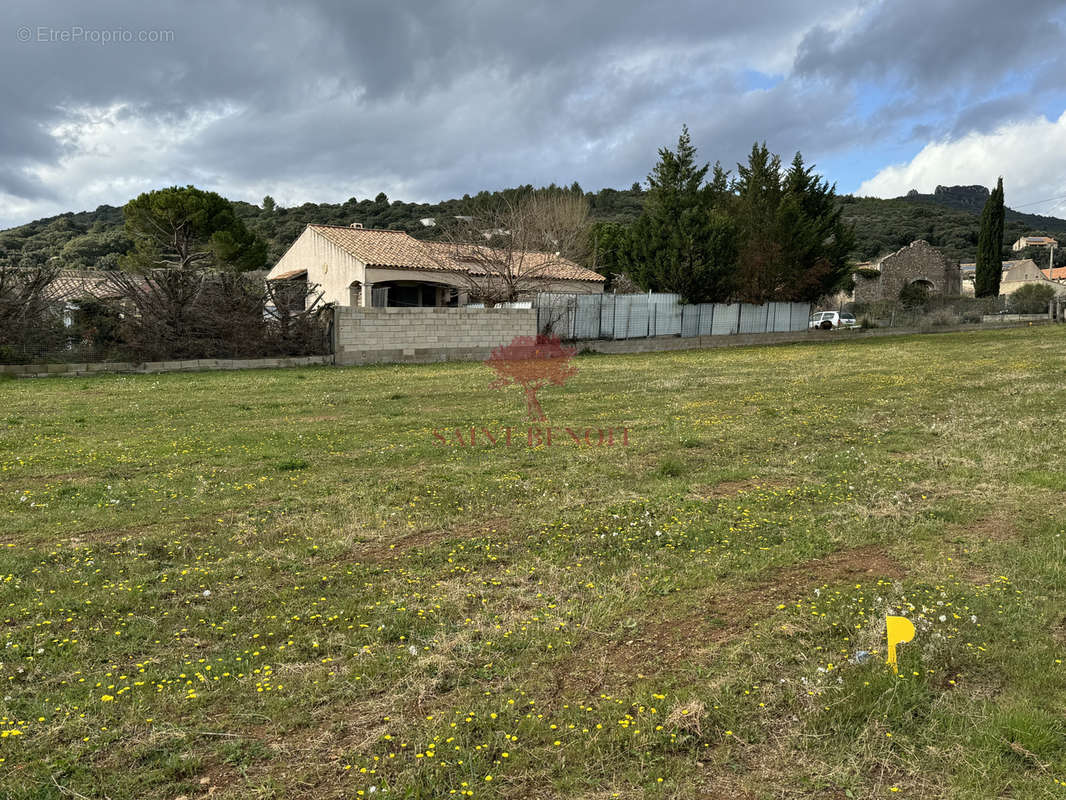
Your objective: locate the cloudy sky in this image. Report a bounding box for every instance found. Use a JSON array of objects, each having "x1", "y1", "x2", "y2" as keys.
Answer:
[{"x1": 2, "y1": 0, "x2": 1066, "y2": 229}]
